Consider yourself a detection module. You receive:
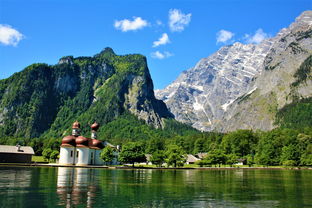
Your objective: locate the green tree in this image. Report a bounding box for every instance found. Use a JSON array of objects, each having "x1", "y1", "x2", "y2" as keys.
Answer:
[
  {"x1": 300, "y1": 144, "x2": 312, "y2": 166},
  {"x1": 226, "y1": 154, "x2": 238, "y2": 167},
  {"x1": 49, "y1": 150, "x2": 59, "y2": 162},
  {"x1": 146, "y1": 138, "x2": 164, "y2": 154},
  {"x1": 29, "y1": 138, "x2": 44, "y2": 155},
  {"x1": 297, "y1": 133, "x2": 312, "y2": 166},
  {"x1": 118, "y1": 142, "x2": 146, "y2": 167},
  {"x1": 195, "y1": 158, "x2": 212, "y2": 167},
  {"x1": 245, "y1": 154, "x2": 255, "y2": 167},
  {"x1": 100, "y1": 146, "x2": 115, "y2": 164},
  {"x1": 206, "y1": 150, "x2": 226, "y2": 167},
  {"x1": 222, "y1": 129, "x2": 258, "y2": 157},
  {"x1": 165, "y1": 145, "x2": 186, "y2": 167},
  {"x1": 42, "y1": 148, "x2": 52, "y2": 162},
  {"x1": 280, "y1": 144, "x2": 300, "y2": 166},
  {"x1": 194, "y1": 138, "x2": 205, "y2": 154},
  {"x1": 255, "y1": 129, "x2": 299, "y2": 166},
  {"x1": 150, "y1": 150, "x2": 165, "y2": 167}
]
